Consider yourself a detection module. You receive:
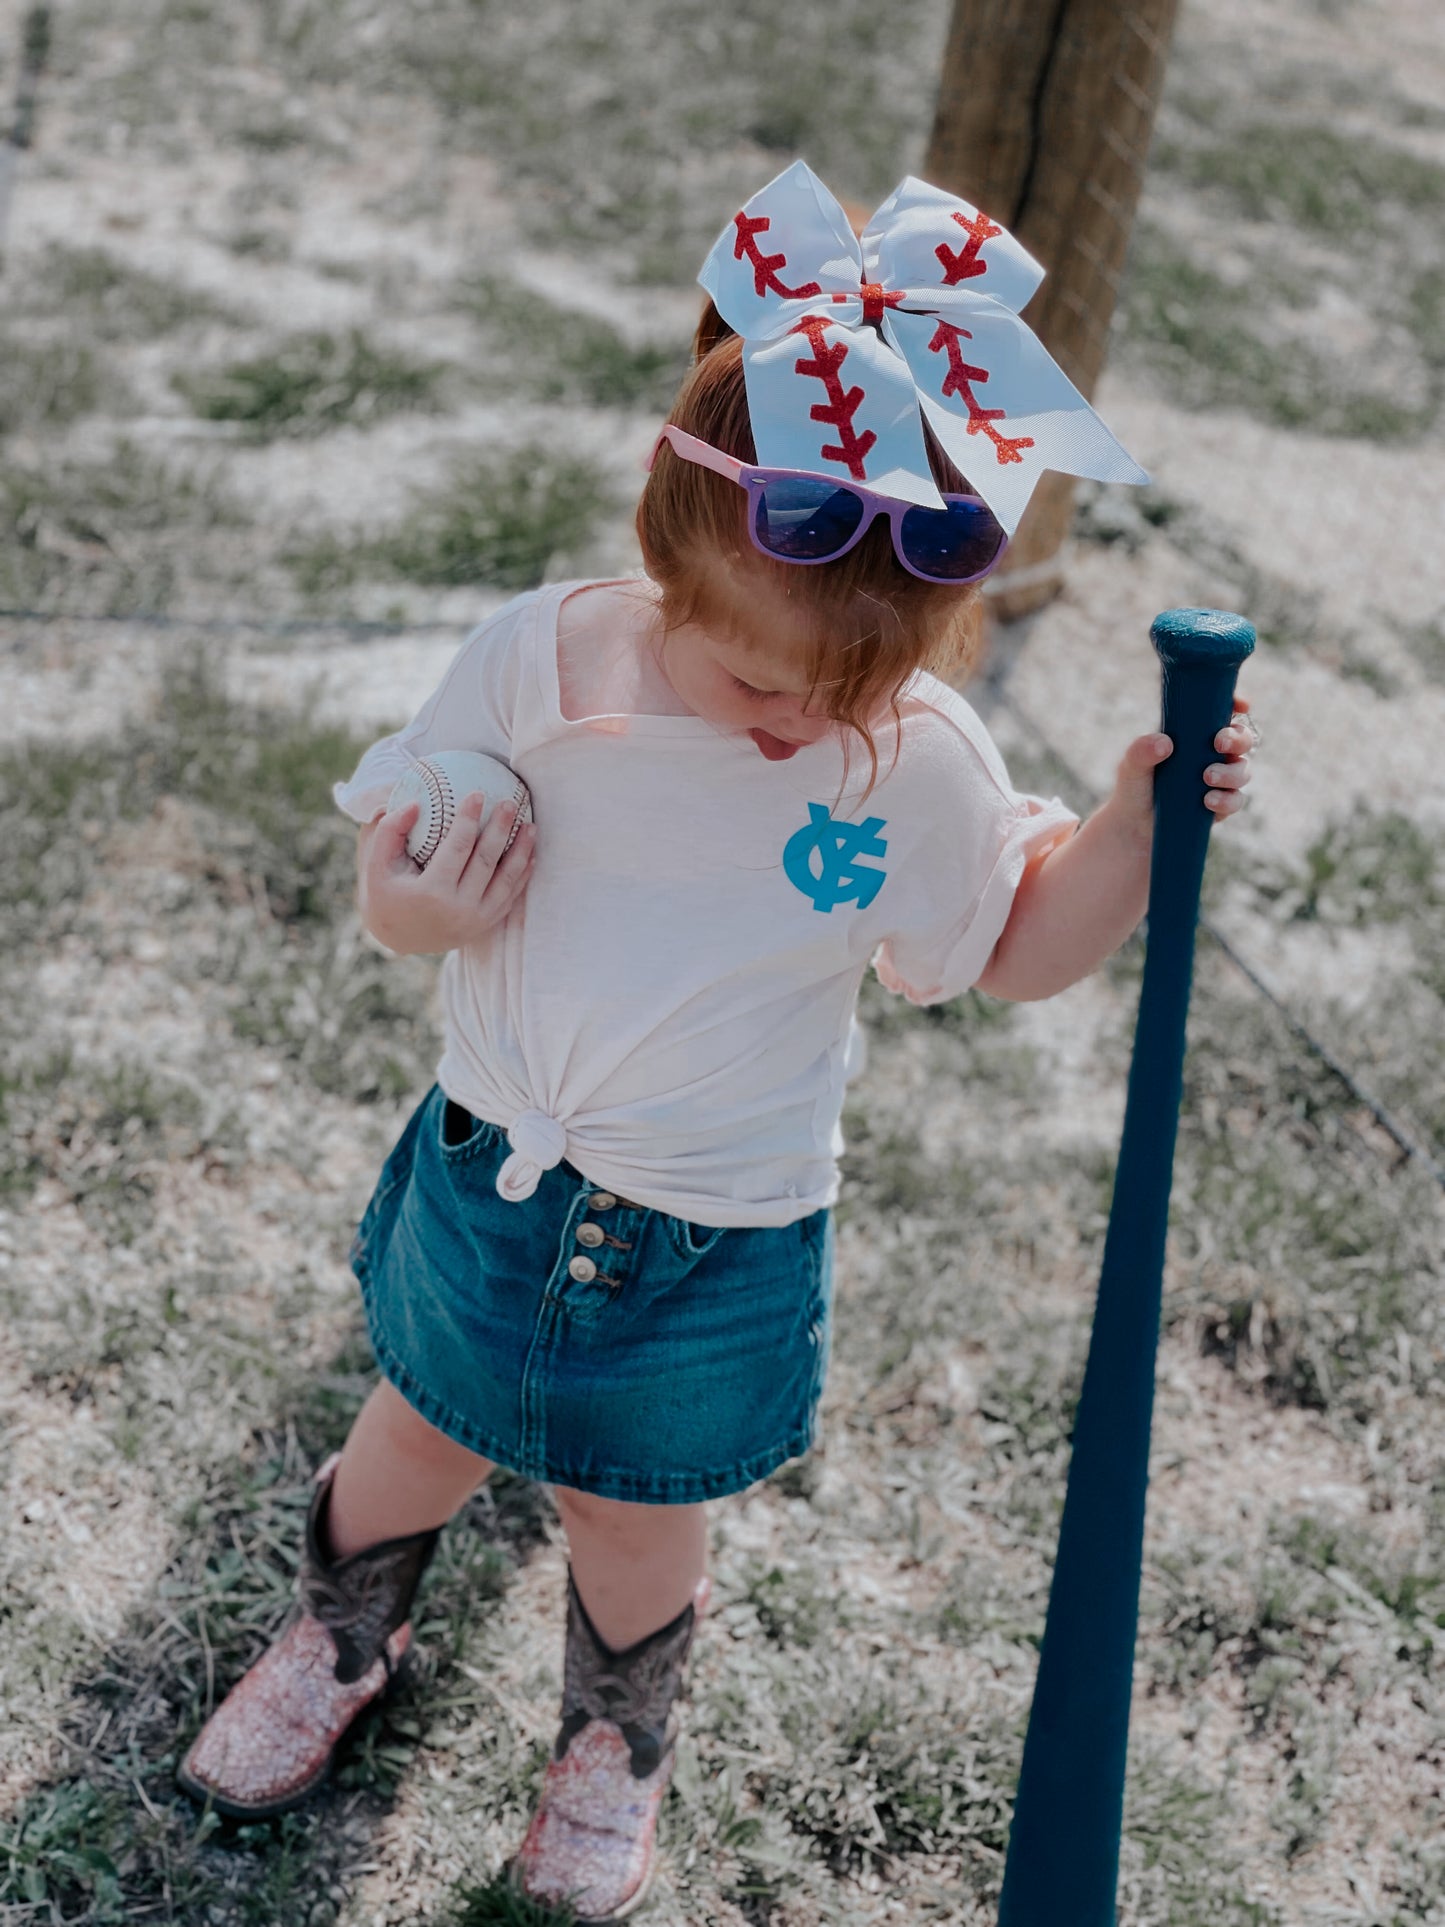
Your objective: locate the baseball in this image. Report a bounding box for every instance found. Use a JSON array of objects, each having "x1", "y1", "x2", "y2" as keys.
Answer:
[{"x1": 388, "y1": 750, "x2": 533, "y2": 869}]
